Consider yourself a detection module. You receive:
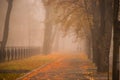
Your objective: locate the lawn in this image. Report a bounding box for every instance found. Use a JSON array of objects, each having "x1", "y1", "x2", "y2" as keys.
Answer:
[{"x1": 0, "y1": 53, "x2": 58, "y2": 80}]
